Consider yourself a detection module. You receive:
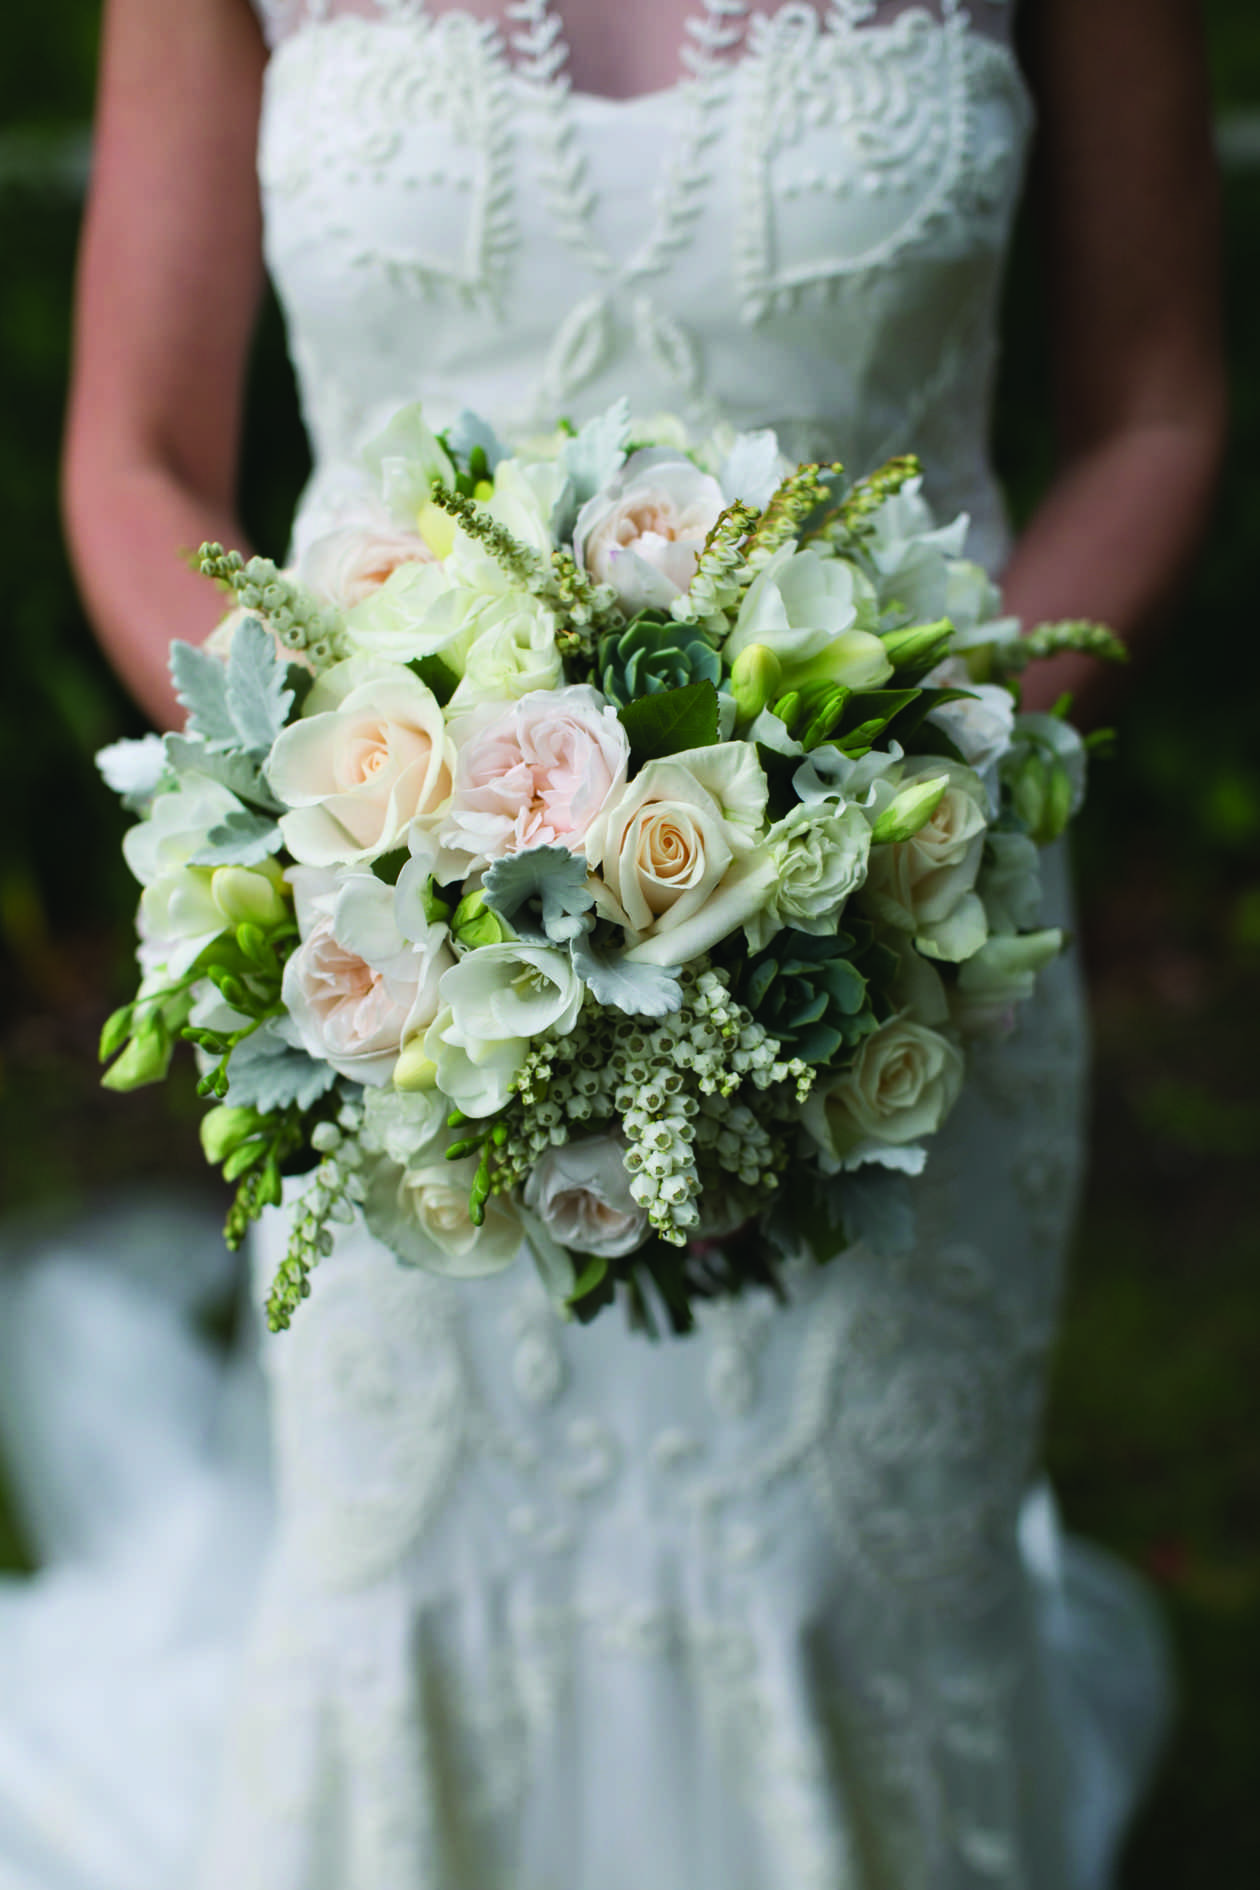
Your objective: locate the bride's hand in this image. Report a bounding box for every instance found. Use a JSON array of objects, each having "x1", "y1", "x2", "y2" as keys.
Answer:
[
  {"x1": 62, "y1": 0, "x2": 266, "y2": 730},
  {"x1": 1000, "y1": 0, "x2": 1226, "y2": 726}
]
